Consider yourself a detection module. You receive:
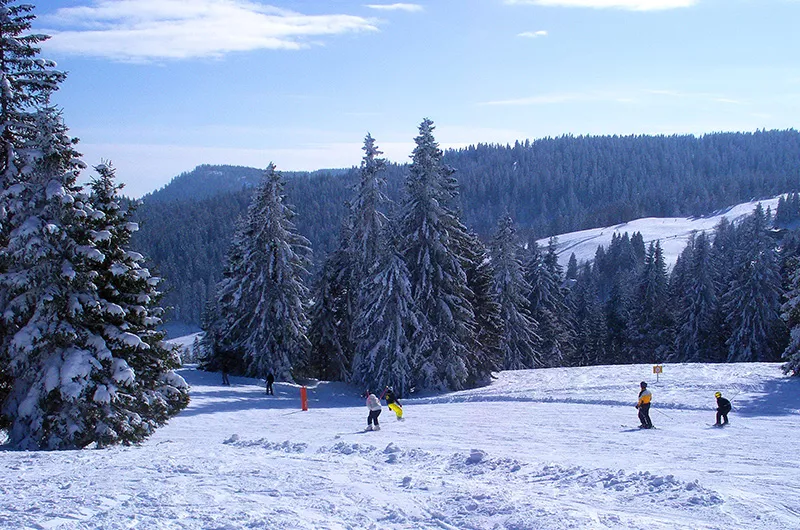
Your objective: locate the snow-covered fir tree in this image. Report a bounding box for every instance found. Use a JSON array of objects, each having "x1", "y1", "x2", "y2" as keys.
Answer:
[
  {"x1": 723, "y1": 204, "x2": 786, "y2": 362},
  {"x1": 568, "y1": 263, "x2": 607, "y2": 366},
  {"x1": 0, "y1": 3, "x2": 66, "y2": 417},
  {"x1": 672, "y1": 232, "x2": 722, "y2": 362},
  {"x1": 350, "y1": 224, "x2": 422, "y2": 397},
  {"x1": 525, "y1": 239, "x2": 573, "y2": 367},
  {"x1": 308, "y1": 240, "x2": 354, "y2": 382},
  {"x1": 309, "y1": 134, "x2": 389, "y2": 382},
  {"x1": 222, "y1": 164, "x2": 312, "y2": 381},
  {"x1": 348, "y1": 133, "x2": 388, "y2": 279},
  {"x1": 566, "y1": 253, "x2": 578, "y2": 280},
  {"x1": 626, "y1": 241, "x2": 673, "y2": 364},
  {"x1": 605, "y1": 277, "x2": 632, "y2": 364},
  {"x1": 456, "y1": 229, "x2": 502, "y2": 386},
  {"x1": 781, "y1": 256, "x2": 800, "y2": 375},
  {"x1": 400, "y1": 118, "x2": 480, "y2": 391},
  {"x1": 201, "y1": 217, "x2": 249, "y2": 375},
  {"x1": 490, "y1": 216, "x2": 541, "y2": 370},
  {"x1": 80, "y1": 163, "x2": 189, "y2": 446},
  {"x1": 0, "y1": 106, "x2": 92, "y2": 448},
  {"x1": 1, "y1": 5, "x2": 194, "y2": 449}
]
